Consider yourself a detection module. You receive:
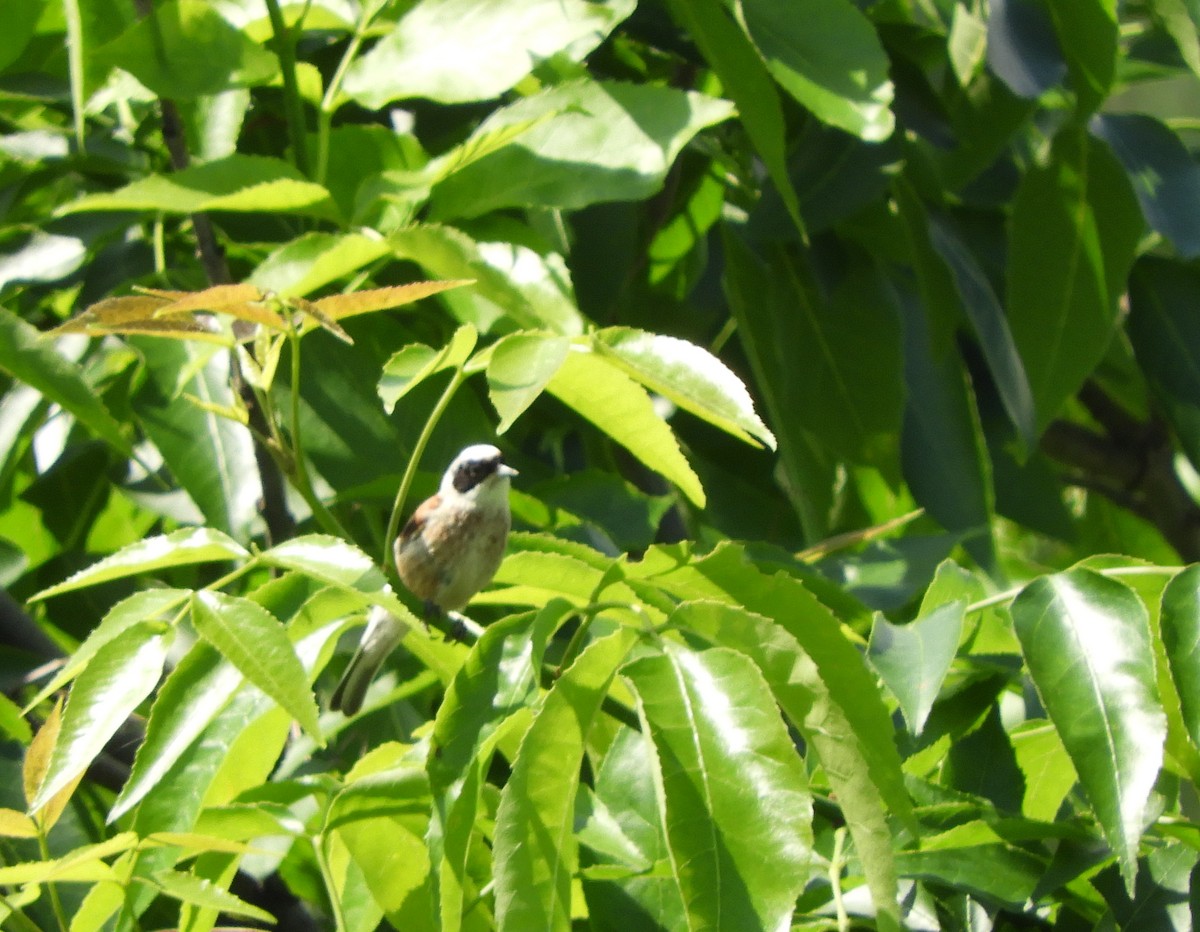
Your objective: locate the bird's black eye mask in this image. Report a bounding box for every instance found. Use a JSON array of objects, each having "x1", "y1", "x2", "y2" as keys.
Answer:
[{"x1": 453, "y1": 455, "x2": 502, "y2": 493}]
